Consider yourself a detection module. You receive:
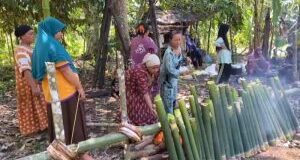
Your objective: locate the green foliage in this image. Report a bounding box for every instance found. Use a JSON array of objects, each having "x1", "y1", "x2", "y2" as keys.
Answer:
[{"x1": 0, "y1": 65, "x2": 15, "y2": 97}]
